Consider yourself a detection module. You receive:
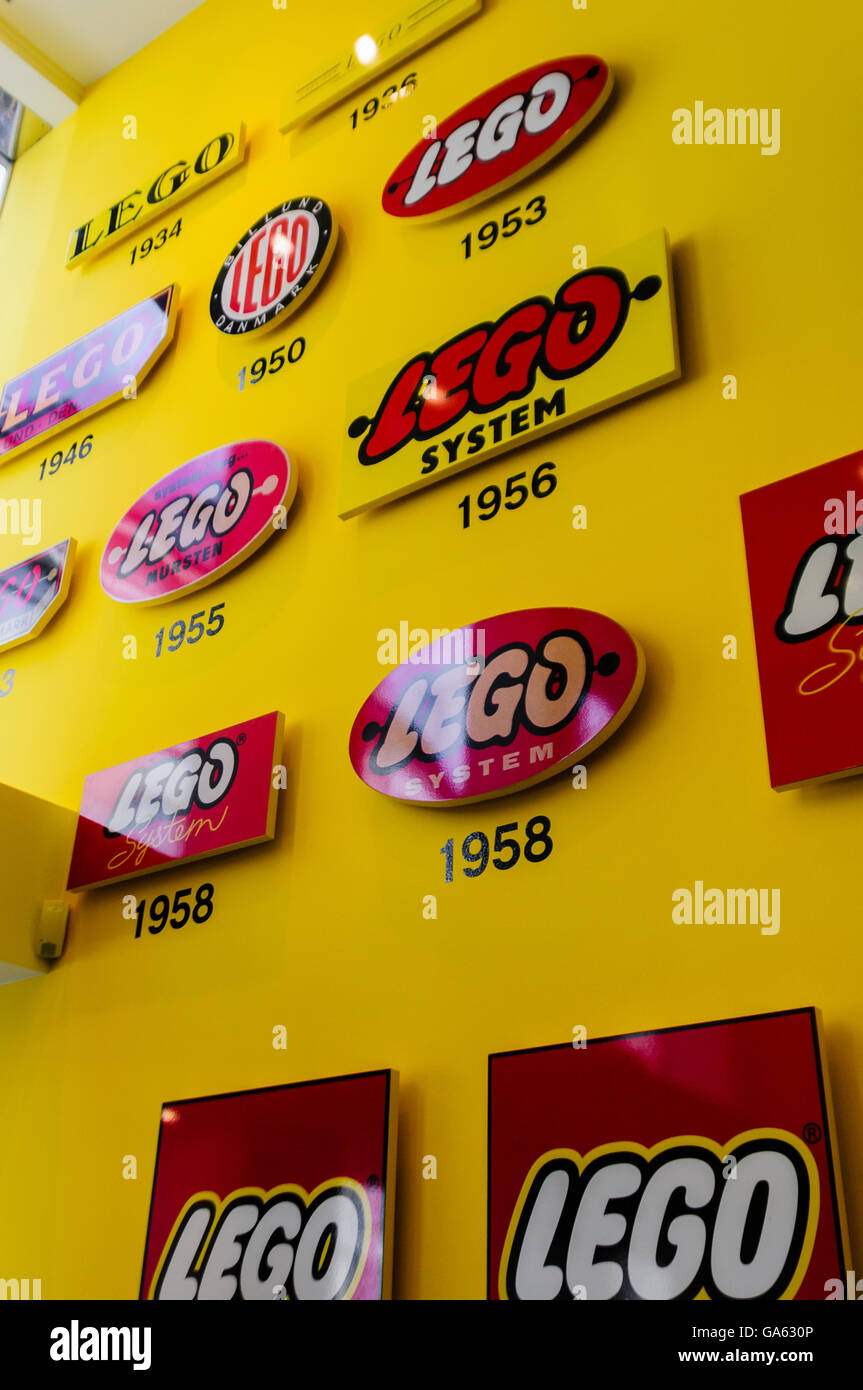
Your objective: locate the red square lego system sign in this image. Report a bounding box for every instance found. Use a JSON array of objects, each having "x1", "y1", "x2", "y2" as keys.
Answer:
[
  {"x1": 488, "y1": 1009, "x2": 849, "y2": 1300},
  {"x1": 67, "y1": 710, "x2": 284, "y2": 890},
  {"x1": 740, "y1": 450, "x2": 863, "y2": 788},
  {"x1": 140, "y1": 1070, "x2": 398, "y2": 1300}
]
